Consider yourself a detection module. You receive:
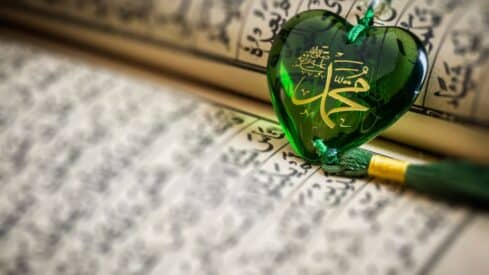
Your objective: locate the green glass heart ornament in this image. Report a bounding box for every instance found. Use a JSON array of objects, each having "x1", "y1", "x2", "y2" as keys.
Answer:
[{"x1": 267, "y1": 10, "x2": 428, "y2": 163}]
